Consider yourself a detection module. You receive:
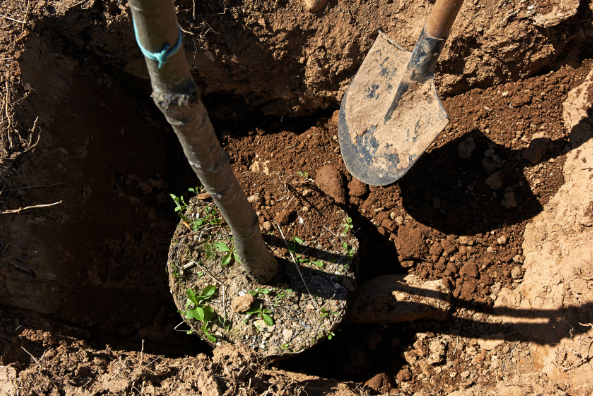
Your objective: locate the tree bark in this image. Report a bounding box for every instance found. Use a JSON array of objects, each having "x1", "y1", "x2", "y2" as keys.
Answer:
[{"x1": 129, "y1": 0, "x2": 278, "y2": 283}]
